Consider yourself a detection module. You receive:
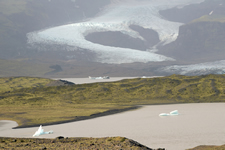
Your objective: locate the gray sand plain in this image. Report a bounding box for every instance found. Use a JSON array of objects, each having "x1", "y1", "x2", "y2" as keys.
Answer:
[{"x1": 1, "y1": 103, "x2": 225, "y2": 150}]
